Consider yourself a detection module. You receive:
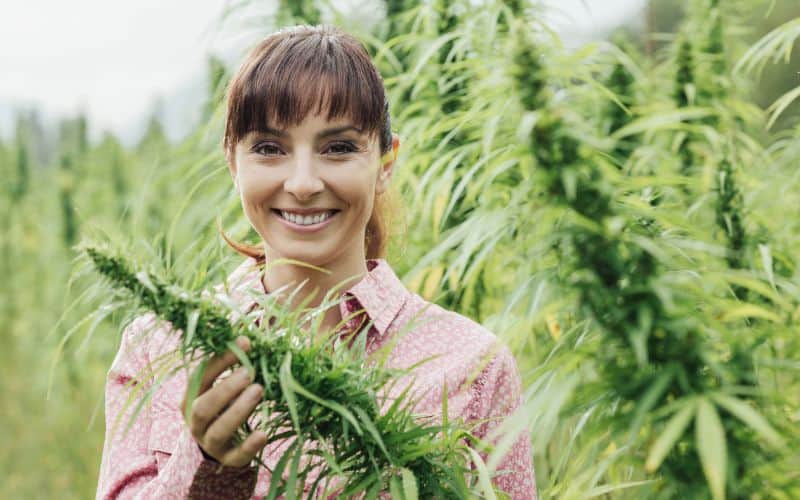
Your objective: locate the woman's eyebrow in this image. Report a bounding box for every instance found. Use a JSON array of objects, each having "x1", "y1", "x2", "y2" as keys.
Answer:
[
  {"x1": 257, "y1": 125, "x2": 364, "y2": 139},
  {"x1": 316, "y1": 125, "x2": 364, "y2": 138}
]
